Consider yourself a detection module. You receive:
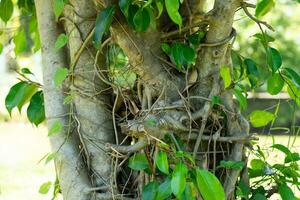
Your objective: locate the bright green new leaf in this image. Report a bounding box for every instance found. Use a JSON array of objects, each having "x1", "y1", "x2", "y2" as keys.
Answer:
[
  {"x1": 128, "y1": 153, "x2": 149, "y2": 170},
  {"x1": 119, "y1": 0, "x2": 132, "y2": 18},
  {"x1": 0, "y1": 43, "x2": 3, "y2": 54},
  {"x1": 156, "y1": 177, "x2": 172, "y2": 200},
  {"x1": 267, "y1": 47, "x2": 282, "y2": 72},
  {"x1": 255, "y1": 0, "x2": 275, "y2": 18},
  {"x1": 250, "y1": 159, "x2": 265, "y2": 170},
  {"x1": 54, "y1": 68, "x2": 69, "y2": 87},
  {"x1": 5, "y1": 82, "x2": 38, "y2": 114},
  {"x1": 156, "y1": 151, "x2": 169, "y2": 174},
  {"x1": 233, "y1": 88, "x2": 247, "y2": 110},
  {"x1": 133, "y1": 8, "x2": 151, "y2": 32},
  {"x1": 0, "y1": 0, "x2": 14, "y2": 23},
  {"x1": 220, "y1": 66, "x2": 232, "y2": 89},
  {"x1": 48, "y1": 121, "x2": 63, "y2": 137},
  {"x1": 165, "y1": 0, "x2": 182, "y2": 29},
  {"x1": 55, "y1": 33, "x2": 68, "y2": 50},
  {"x1": 171, "y1": 161, "x2": 188, "y2": 198},
  {"x1": 54, "y1": 0, "x2": 65, "y2": 20},
  {"x1": 142, "y1": 181, "x2": 158, "y2": 200},
  {"x1": 267, "y1": 73, "x2": 284, "y2": 95},
  {"x1": 13, "y1": 29, "x2": 28, "y2": 55},
  {"x1": 283, "y1": 68, "x2": 300, "y2": 87},
  {"x1": 279, "y1": 184, "x2": 296, "y2": 200},
  {"x1": 27, "y1": 91, "x2": 45, "y2": 126},
  {"x1": 93, "y1": 6, "x2": 115, "y2": 49},
  {"x1": 39, "y1": 181, "x2": 52, "y2": 194},
  {"x1": 195, "y1": 168, "x2": 225, "y2": 200},
  {"x1": 249, "y1": 110, "x2": 275, "y2": 127},
  {"x1": 45, "y1": 152, "x2": 58, "y2": 164},
  {"x1": 155, "y1": 0, "x2": 164, "y2": 18}
]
